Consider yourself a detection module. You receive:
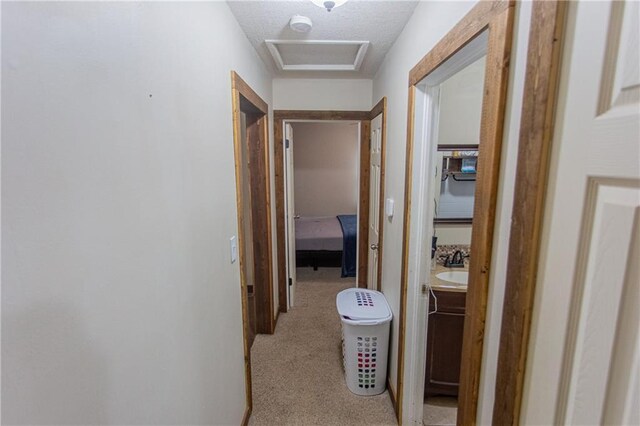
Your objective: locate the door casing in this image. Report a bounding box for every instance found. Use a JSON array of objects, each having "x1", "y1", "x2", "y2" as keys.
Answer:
[
  {"x1": 396, "y1": 2, "x2": 516, "y2": 425},
  {"x1": 230, "y1": 71, "x2": 274, "y2": 423},
  {"x1": 274, "y1": 103, "x2": 388, "y2": 313}
]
